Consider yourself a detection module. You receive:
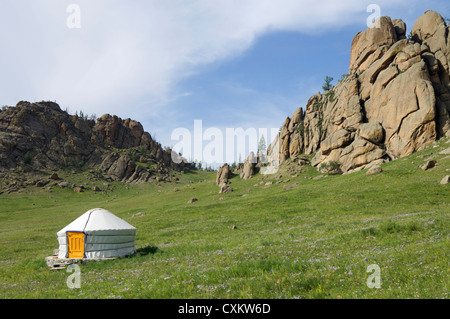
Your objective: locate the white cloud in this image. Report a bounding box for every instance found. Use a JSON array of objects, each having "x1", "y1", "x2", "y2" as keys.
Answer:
[{"x1": 0, "y1": 0, "x2": 420, "y2": 122}]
